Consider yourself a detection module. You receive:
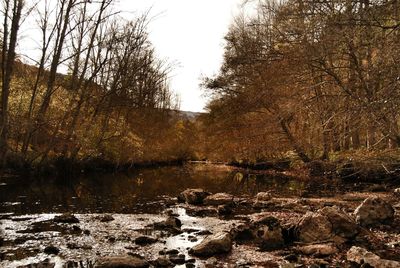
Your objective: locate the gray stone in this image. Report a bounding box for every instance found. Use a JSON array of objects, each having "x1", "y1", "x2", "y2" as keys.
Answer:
[
  {"x1": 189, "y1": 232, "x2": 232, "y2": 257},
  {"x1": 347, "y1": 246, "x2": 400, "y2": 268},
  {"x1": 354, "y1": 197, "x2": 395, "y2": 227},
  {"x1": 319, "y1": 206, "x2": 359, "y2": 239},
  {"x1": 296, "y1": 212, "x2": 332, "y2": 243}
]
